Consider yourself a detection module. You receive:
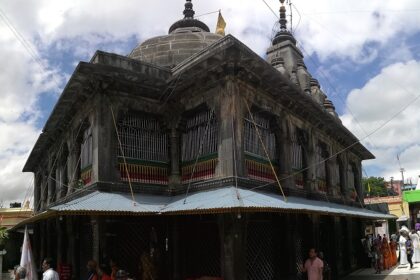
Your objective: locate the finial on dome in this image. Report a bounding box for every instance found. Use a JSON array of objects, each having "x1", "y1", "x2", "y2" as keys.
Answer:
[
  {"x1": 279, "y1": 0, "x2": 287, "y2": 31},
  {"x1": 168, "y1": 0, "x2": 210, "y2": 34},
  {"x1": 272, "y1": 0, "x2": 296, "y2": 45},
  {"x1": 183, "y1": 0, "x2": 195, "y2": 19}
]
